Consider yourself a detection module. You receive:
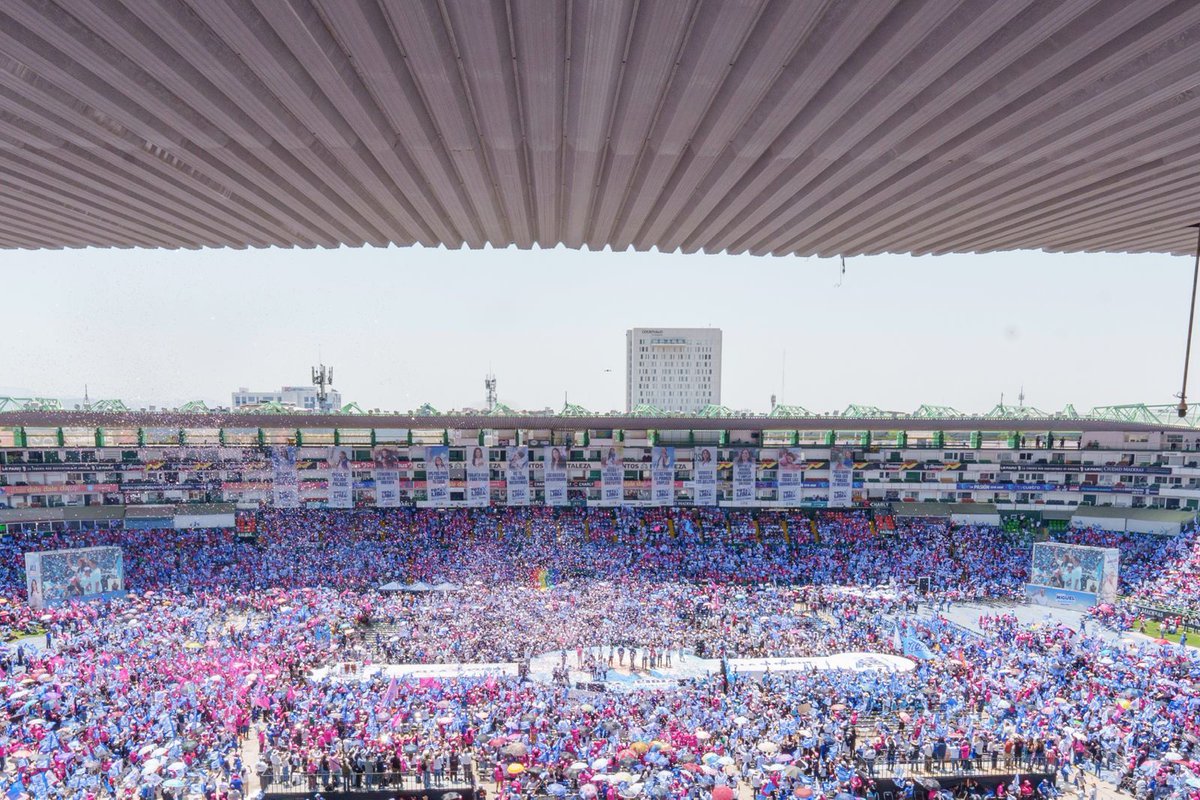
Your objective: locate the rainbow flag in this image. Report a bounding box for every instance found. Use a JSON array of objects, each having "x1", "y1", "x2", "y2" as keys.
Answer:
[{"x1": 533, "y1": 567, "x2": 553, "y2": 590}]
